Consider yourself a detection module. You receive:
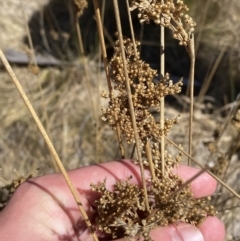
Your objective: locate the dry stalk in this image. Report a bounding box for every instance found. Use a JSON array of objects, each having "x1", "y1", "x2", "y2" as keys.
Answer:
[
  {"x1": 160, "y1": 6, "x2": 165, "y2": 176},
  {"x1": 39, "y1": 6, "x2": 51, "y2": 53},
  {"x1": 197, "y1": 45, "x2": 227, "y2": 103},
  {"x1": 126, "y1": 0, "x2": 139, "y2": 162},
  {"x1": 166, "y1": 168, "x2": 206, "y2": 201},
  {"x1": 194, "y1": 0, "x2": 211, "y2": 54},
  {"x1": 145, "y1": 141, "x2": 156, "y2": 180},
  {"x1": 0, "y1": 49, "x2": 99, "y2": 241},
  {"x1": 93, "y1": 0, "x2": 125, "y2": 158},
  {"x1": 95, "y1": 0, "x2": 106, "y2": 162},
  {"x1": 22, "y1": 4, "x2": 58, "y2": 172},
  {"x1": 126, "y1": 0, "x2": 138, "y2": 54},
  {"x1": 72, "y1": 0, "x2": 101, "y2": 162},
  {"x1": 126, "y1": 0, "x2": 157, "y2": 180},
  {"x1": 205, "y1": 94, "x2": 240, "y2": 168},
  {"x1": 187, "y1": 34, "x2": 195, "y2": 165},
  {"x1": 21, "y1": 3, "x2": 38, "y2": 70},
  {"x1": 112, "y1": 0, "x2": 150, "y2": 212},
  {"x1": 165, "y1": 136, "x2": 240, "y2": 200},
  {"x1": 75, "y1": 15, "x2": 97, "y2": 120}
]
